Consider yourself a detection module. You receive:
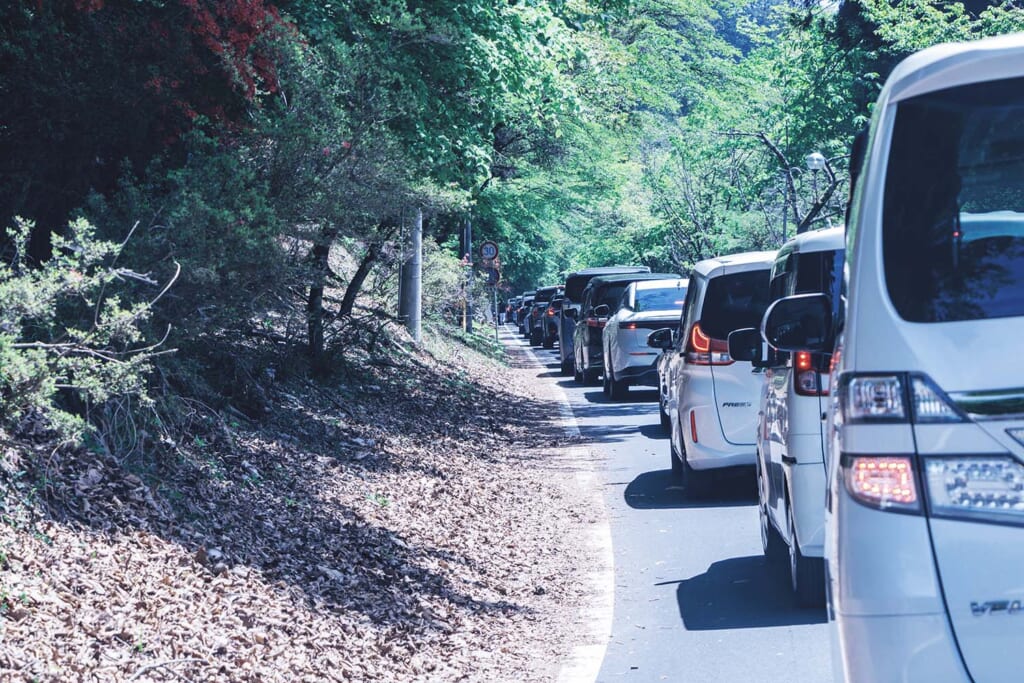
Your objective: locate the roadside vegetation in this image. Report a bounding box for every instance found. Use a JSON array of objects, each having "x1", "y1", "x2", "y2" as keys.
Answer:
[{"x1": 2, "y1": 0, "x2": 1024, "y2": 679}]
